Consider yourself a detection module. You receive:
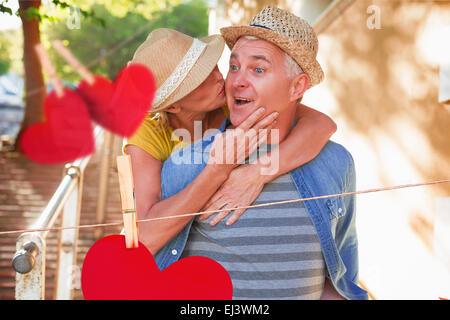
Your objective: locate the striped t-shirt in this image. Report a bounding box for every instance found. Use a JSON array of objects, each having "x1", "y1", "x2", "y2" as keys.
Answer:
[{"x1": 180, "y1": 173, "x2": 326, "y2": 299}]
